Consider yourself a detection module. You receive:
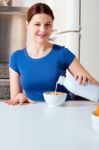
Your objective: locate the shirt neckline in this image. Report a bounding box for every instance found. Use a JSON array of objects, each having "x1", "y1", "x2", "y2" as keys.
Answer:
[{"x1": 24, "y1": 44, "x2": 55, "y2": 61}]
